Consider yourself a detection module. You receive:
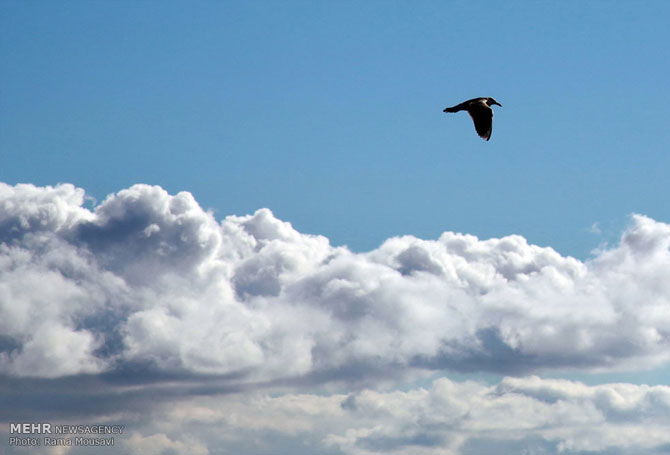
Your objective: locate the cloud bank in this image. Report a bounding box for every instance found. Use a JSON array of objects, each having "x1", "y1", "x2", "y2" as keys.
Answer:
[
  {"x1": 1, "y1": 182, "x2": 670, "y2": 382},
  {"x1": 3, "y1": 374, "x2": 670, "y2": 455},
  {"x1": 155, "y1": 375, "x2": 669, "y2": 455},
  {"x1": 2, "y1": 182, "x2": 670, "y2": 454}
]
